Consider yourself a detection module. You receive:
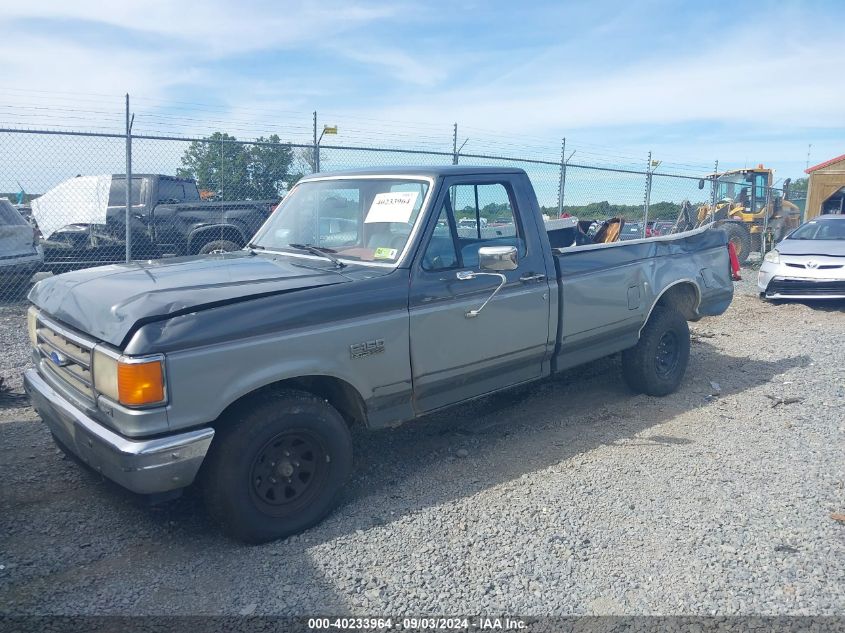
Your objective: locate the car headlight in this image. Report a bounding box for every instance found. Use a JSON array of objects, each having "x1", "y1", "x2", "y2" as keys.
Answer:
[
  {"x1": 93, "y1": 348, "x2": 166, "y2": 407},
  {"x1": 763, "y1": 249, "x2": 779, "y2": 264},
  {"x1": 27, "y1": 306, "x2": 38, "y2": 346}
]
